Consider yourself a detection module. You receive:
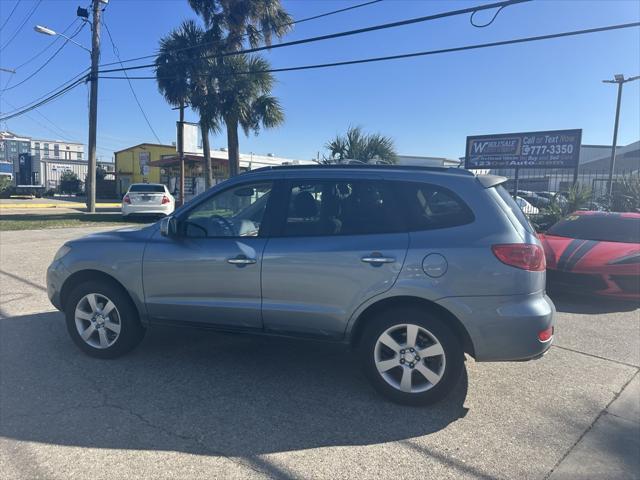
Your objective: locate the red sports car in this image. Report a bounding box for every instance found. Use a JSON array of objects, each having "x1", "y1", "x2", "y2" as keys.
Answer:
[{"x1": 539, "y1": 211, "x2": 640, "y2": 300}]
